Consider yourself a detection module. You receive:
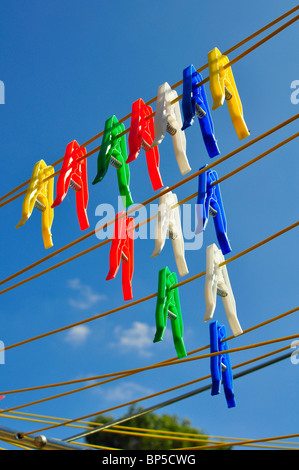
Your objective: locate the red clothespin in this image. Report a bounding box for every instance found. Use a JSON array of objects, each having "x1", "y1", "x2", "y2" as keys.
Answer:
[
  {"x1": 106, "y1": 211, "x2": 134, "y2": 301},
  {"x1": 127, "y1": 99, "x2": 163, "y2": 191},
  {"x1": 52, "y1": 140, "x2": 89, "y2": 231}
]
